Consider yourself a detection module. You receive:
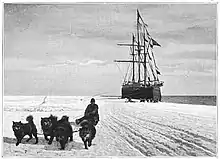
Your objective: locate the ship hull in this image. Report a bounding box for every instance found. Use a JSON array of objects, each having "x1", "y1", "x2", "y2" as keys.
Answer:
[{"x1": 122, "y1": 84, "x2": 162, "y2": 102}]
